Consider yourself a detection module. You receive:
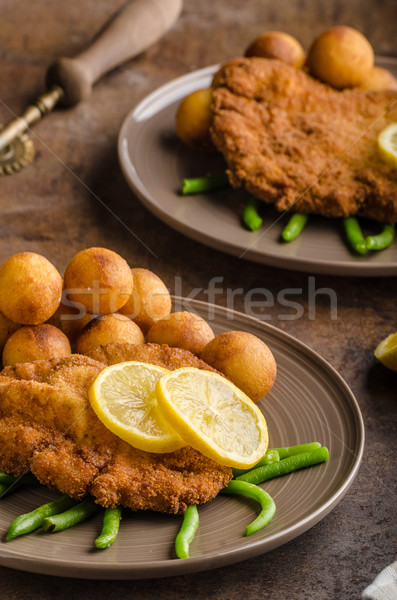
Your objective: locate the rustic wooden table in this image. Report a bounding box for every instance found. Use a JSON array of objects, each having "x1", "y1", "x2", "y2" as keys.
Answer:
[{"x1": 1, "y1": 0, "x2": 396, "y2": 598}]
